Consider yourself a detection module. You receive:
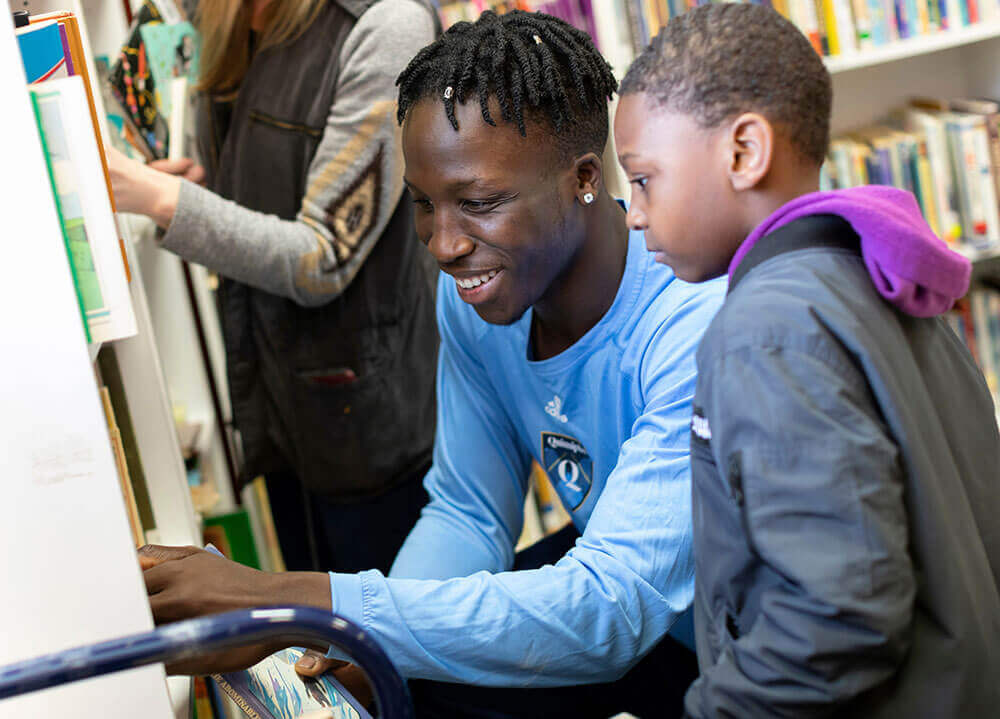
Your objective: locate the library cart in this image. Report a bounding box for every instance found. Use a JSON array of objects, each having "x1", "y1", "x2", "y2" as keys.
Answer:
[{"x1": 0, "y1": 606, "x2": 412, "y2": 719}]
